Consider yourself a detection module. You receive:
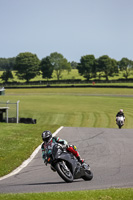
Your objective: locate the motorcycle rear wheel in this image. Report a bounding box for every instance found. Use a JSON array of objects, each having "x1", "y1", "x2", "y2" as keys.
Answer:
[
  {"x1": 82, "y1": 170, "x2": 93, "y2": 181},
  {"x1": 55, "y1": 161, "x2": 73, "y2": 183}
]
